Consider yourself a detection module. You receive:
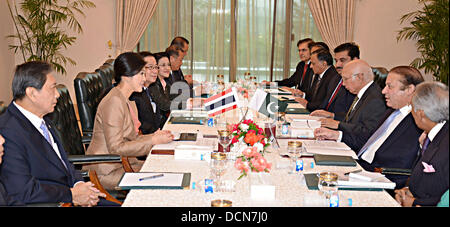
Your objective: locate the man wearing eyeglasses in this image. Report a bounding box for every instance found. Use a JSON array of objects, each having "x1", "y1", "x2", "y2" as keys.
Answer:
[{"x1": 314, "y1": 59, "x2": 387, "y2": 152}]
